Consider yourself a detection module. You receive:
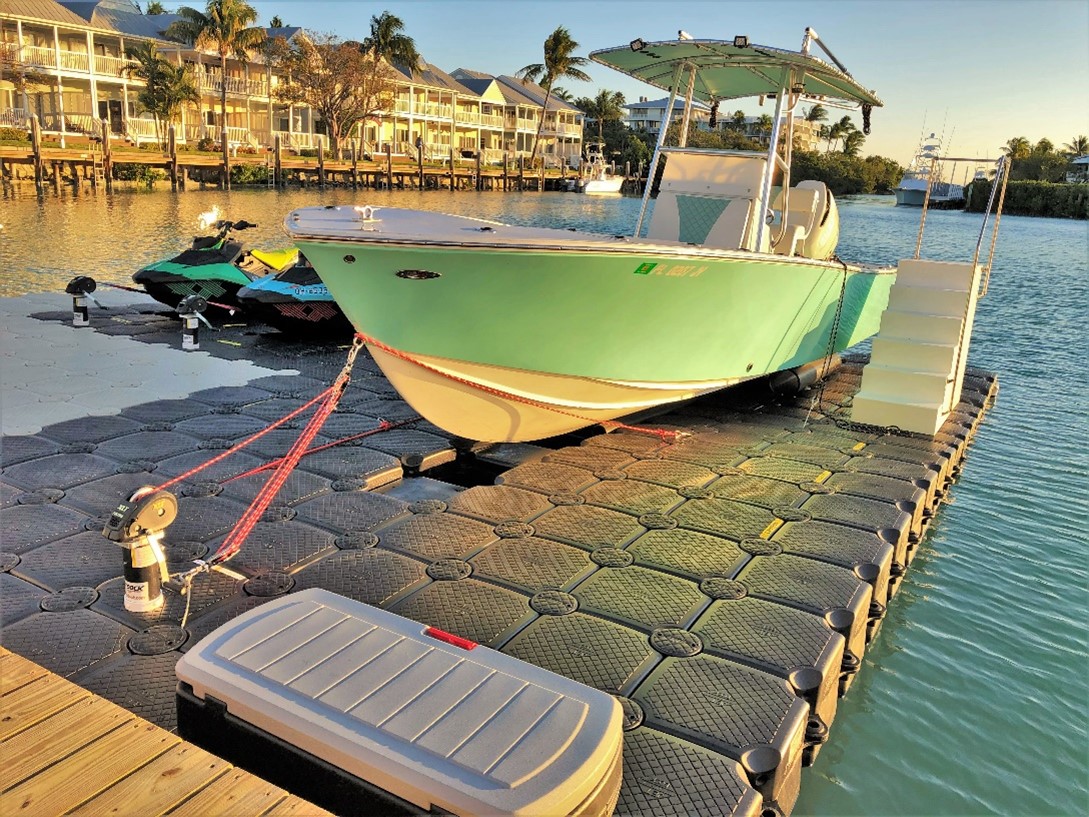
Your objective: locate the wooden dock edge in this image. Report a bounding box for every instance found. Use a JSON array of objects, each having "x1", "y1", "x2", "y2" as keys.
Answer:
[{"x1": 0, "y1": 647, "x2": 332, "y2": 816}]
